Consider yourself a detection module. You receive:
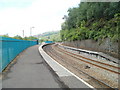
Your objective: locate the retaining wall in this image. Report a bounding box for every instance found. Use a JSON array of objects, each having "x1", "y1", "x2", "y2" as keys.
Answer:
[{"x1": 62, "y1": 38, "x2": 118, "y2": 59}]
